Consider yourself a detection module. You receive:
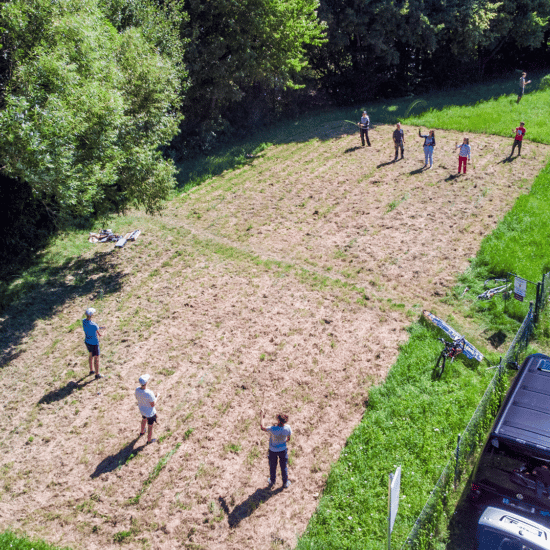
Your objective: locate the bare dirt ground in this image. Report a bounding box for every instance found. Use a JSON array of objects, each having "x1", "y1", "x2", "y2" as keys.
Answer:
[{"x1": 0, "y1": 125, "x2": 548, "y2": 550}]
